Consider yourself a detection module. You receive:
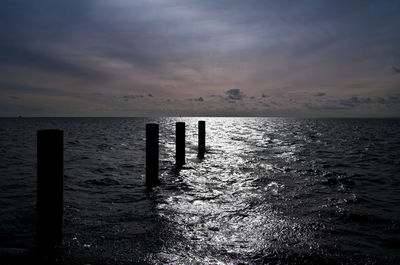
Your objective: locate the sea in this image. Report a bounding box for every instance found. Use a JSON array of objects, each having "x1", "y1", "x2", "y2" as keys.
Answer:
[{"x1": 0, "y1": 117, "x2": 399, "y2": 264}]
